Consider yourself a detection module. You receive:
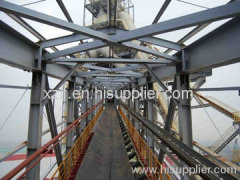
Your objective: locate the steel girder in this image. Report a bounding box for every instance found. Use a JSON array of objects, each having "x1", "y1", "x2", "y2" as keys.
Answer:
[
  {"x1": 0, "y1": 21, "x2": 84, "y2": 85},
  {"x1": 41, "y1": 27, "x2": 181, "y2": 51},
  {"x1": 0, "y1": 1, "x2": 110, "y2": 41},
  {"x1": 152, "y1": 0, "x2": 172, "y2": 24},
  {"x1": 52, "y1": 57, "x2": 170, "y2": 64},
  {"x1": 2, "y1": 1, "x2": 240, "y2": 63},
  {"x1": 153, "y1": 18, "x2": 240, "y2": 79},
  {"x1": 111, "y1": 1, "x2": 240, "y2": 42}
]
